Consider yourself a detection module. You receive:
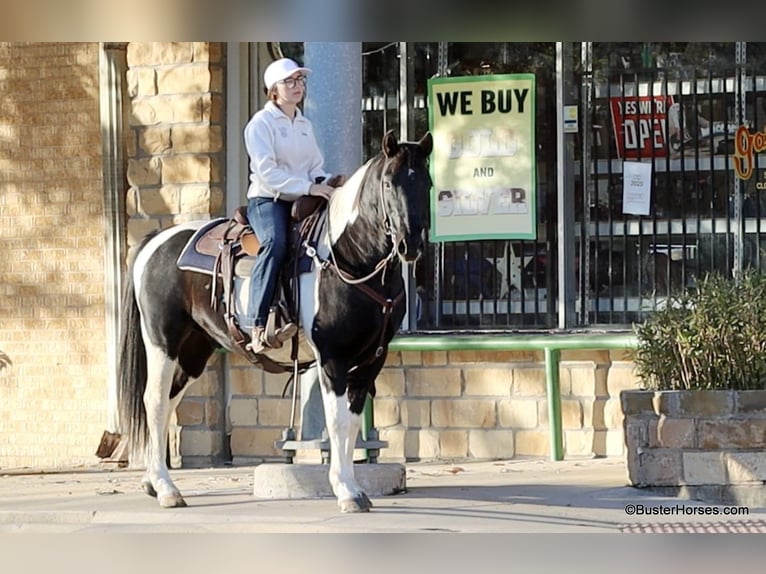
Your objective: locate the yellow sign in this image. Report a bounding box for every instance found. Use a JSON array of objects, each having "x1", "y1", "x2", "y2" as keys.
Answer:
[{"x1": 428, "y1": 74, "x2": 536, "y2": 241}]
